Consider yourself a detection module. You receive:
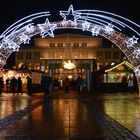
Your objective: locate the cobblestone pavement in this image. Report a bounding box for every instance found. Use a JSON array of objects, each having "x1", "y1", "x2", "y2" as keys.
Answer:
[{"x1": 0, "y1": 91, "x2": 139, "y2": 139}]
